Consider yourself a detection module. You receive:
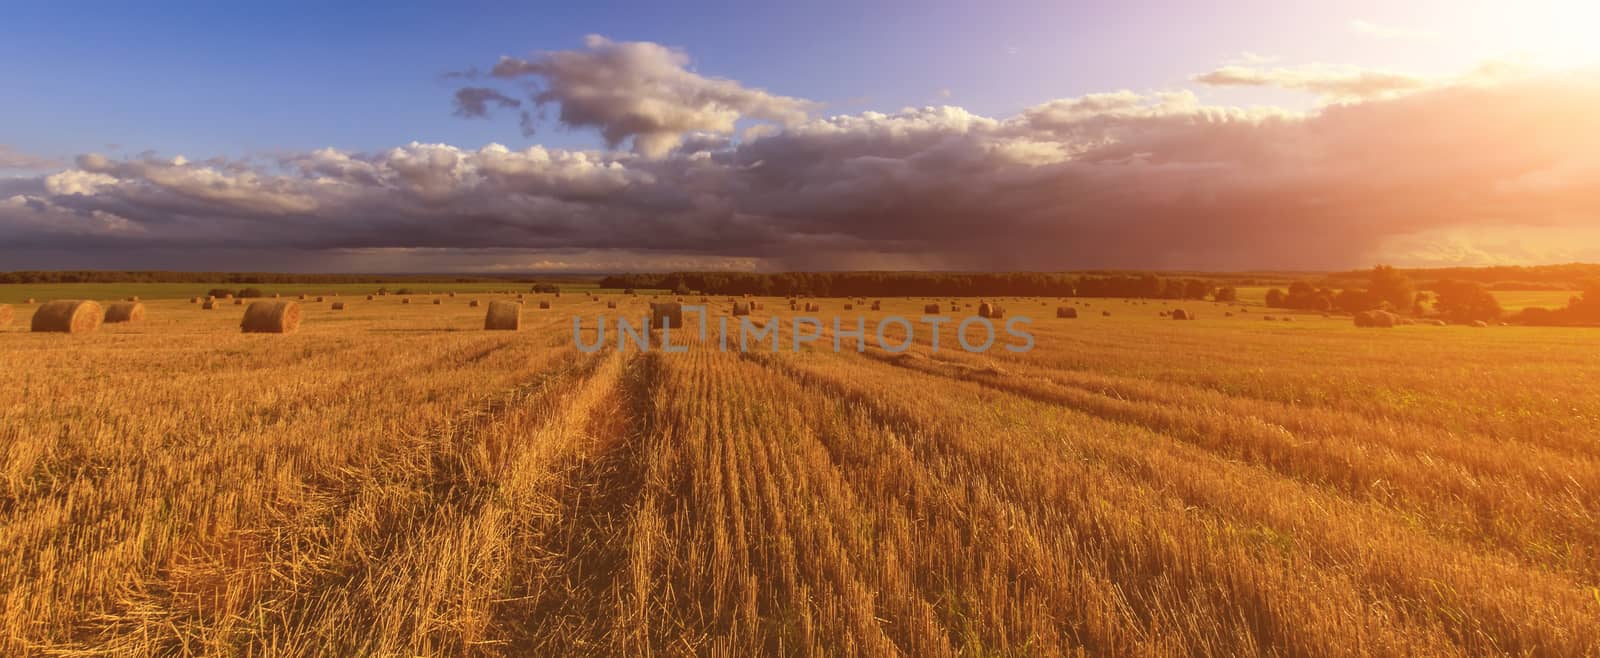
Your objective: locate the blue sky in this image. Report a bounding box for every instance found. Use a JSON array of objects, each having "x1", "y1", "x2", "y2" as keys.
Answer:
[
  {"x1": 2, "y1": 1, "x2": 1597, "y2": 272},
  {"x1": 3, "y1": 0, "x2": 1518, "y2": 160}
]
